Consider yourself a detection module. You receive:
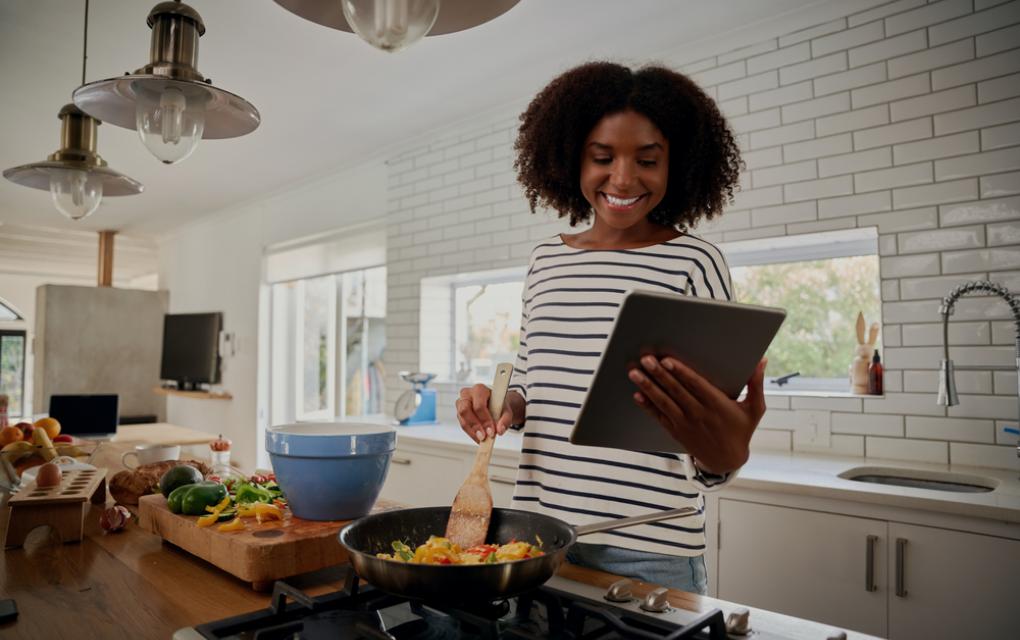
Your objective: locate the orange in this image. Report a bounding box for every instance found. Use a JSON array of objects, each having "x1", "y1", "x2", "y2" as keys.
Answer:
[
  {"x1": 34, "y1": 417, "x2": 61, "y2": 439},
  {"x1": 0, "y1": 426, "x2": 23, "y2": 446}
]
